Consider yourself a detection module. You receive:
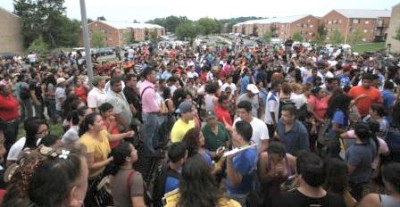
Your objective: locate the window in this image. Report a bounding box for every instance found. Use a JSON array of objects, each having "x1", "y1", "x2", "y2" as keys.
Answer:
[
  {"x1": 310, "y1": 24, "x2": 314, "y2": 28},
  {"x1": 364, "y1": 29, "x2": 368, "y2": 33},
  {"x1": 339, "y1": 19, "x2": 342, "y2": 23},
  {"x1": 352, "y1": 19, "x2": 359, "y2": 24},
  {"x1": 328, "y1": 20, "x2": 332, "y2": 24},
  {"x1": 365, "y1": 21, "x2": 369, "y2": 24},
  {"x1": 308, "y1": 19, "x2": 311, "y2": 23},
  {"x1": 362, "y1": 38, "x2": 366, "y2": 42},
  {"x1": 333, "y1": 19, "x2": 337, "y2": 24}
]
